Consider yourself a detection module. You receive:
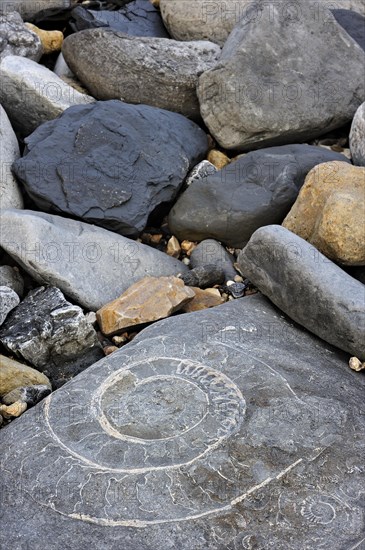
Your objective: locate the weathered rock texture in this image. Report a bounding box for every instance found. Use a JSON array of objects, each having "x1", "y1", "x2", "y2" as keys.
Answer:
[
  {"x1": 0, "y1": 0, "x2": 72, "y2": 21},
  {"x1": 283, "y1": 161, "x2": 365, "y2": 265},
  {"x1": 0, "y1": 104, "x2": 23, "y2": 209},
  {"x1": 190, "y1": 239, "x2": 237, "y2": 281},
  {"x1": 197, "y1": 2, "x2": 365, "y2": 150},
  {"x1": 97, "y1": 276, "x2": 195, "y2": 335},
  {"x1": 0, "y1": 286, "x2": 103, "y2": 388},
  {"x1": 350, "y1": 101, "x2": 365, "y2": 166},
  {"x1": 0, "y1": 209, "x2": 188, "y2": 311},
  {"x1": 13, "y1": 100, "x2": 208, "y2": 235},
  {"x1": 25, "y1": 23, "x2": 63, "y2": 54},
  {"x1": 238, "y1": 225, "x2": 365, "y2": 360},
  {"x1": 0, "y1": 12, "x2": 42, "y2": 61},
  {"x1": 0, "y1": 285, "x2": 19, "y2": 325},
  {"x1": 332, "y1": 9, "x2": 365, "y2": 52},
  {"x1": 62, "y1": 30, "x2": 220, "y2": 118},
  {"x1": 0, "y1": 266, "x2": 24, "y2": 297},
  {"x1": 0, "y1": 354, "x2": 51, "y2": 396},
  {"x1": 0, "y1": 294, "x2": 364, "y2": 548},
  {"x1": 181, "y1": 287, "x2": 225, "y2": 312}
]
